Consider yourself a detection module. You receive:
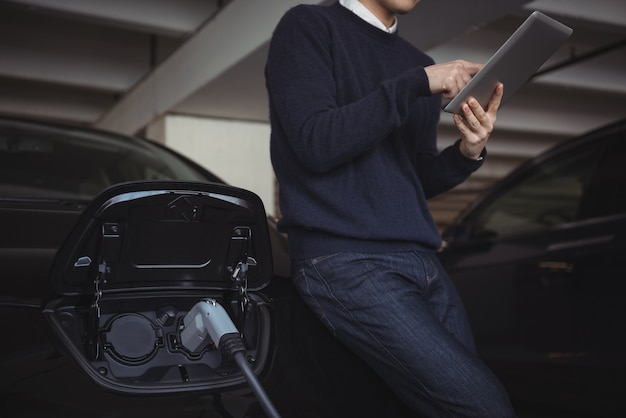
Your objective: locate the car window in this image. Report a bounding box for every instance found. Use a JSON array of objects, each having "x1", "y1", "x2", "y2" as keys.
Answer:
[
  {"x1": 577, "y1": 131, "x2": 626, "y2": 219},
  {"x1": 0, "y1": 122, "x2": 216, "y2": 201},
  {"x1": 467, "y1": 139, "x2": 604, "y2": 240}
]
